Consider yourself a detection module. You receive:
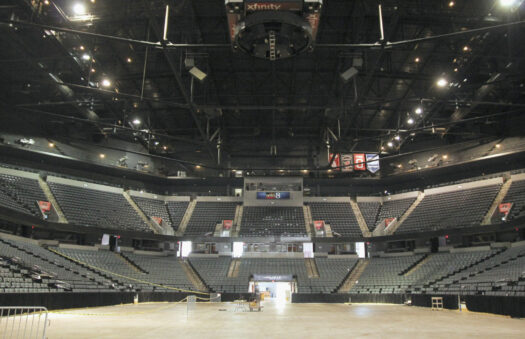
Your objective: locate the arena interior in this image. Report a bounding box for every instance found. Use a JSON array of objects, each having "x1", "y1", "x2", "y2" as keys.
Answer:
[{"x1": 1, "y1": 0, "x2": 525, "y2": 338}]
